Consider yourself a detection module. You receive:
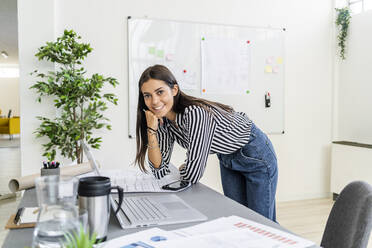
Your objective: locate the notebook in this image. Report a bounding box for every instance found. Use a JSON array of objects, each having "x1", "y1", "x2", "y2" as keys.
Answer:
[{"x1": 81, "y1": 142, "x2": 207, "y2": 229}]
